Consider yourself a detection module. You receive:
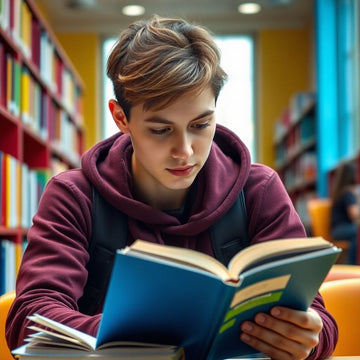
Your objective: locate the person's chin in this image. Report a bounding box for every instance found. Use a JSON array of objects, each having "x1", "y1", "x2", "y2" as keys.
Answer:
[{"x1": 168, "y1": 176, "x2": 196, "y2": 191}]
